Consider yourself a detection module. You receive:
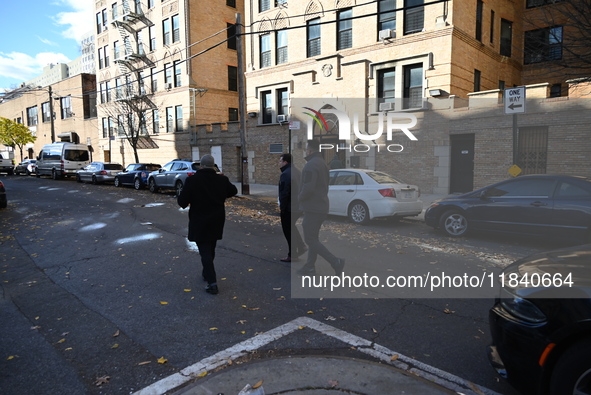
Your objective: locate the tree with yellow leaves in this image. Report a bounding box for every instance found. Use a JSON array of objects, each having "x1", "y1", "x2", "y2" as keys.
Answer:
[{"x1": 0, "y1": 117, "x2": 36, "y2": 162}]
